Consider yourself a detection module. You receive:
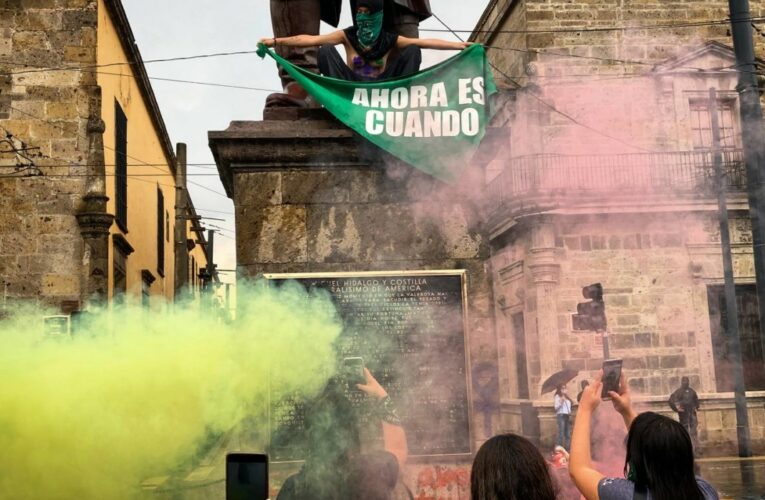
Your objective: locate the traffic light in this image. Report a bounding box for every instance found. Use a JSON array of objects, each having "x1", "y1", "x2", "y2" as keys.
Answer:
[{"x1": 572, "y1": 283, "x2": 607, "y2": 331}]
